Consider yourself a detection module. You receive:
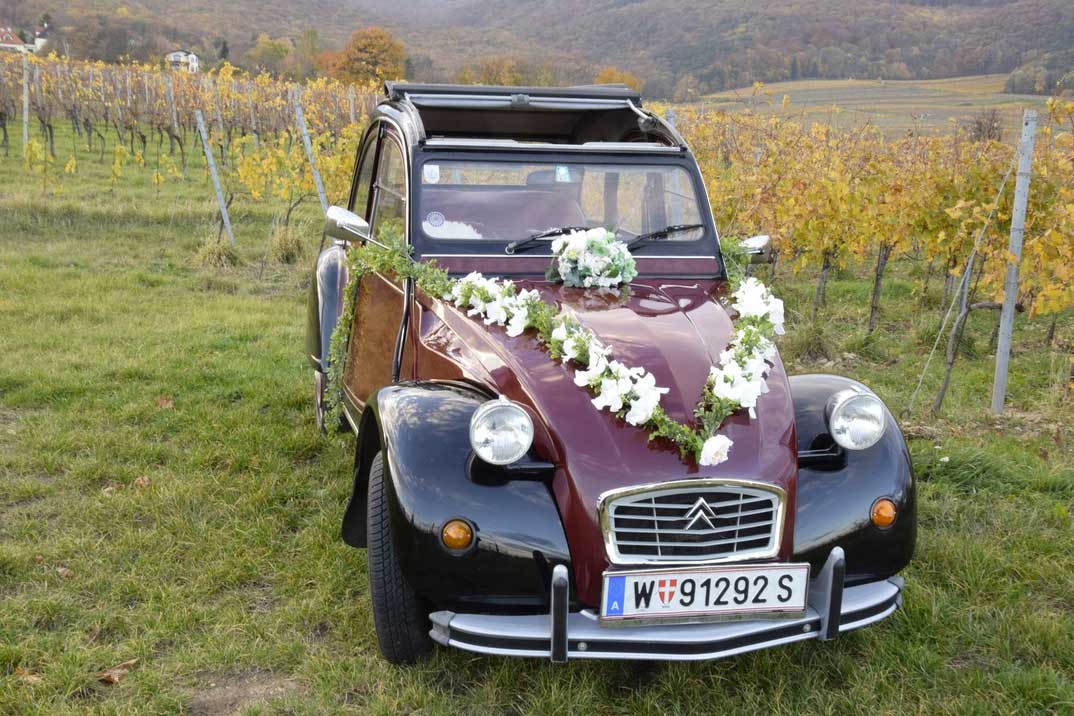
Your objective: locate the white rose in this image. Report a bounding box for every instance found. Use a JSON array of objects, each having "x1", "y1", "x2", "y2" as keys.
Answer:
[
  {"x1": 732, "y1": 278, "x2": 770, "y2": 319},
  {"x1": 562, "y1": 335, "x2": 579, "y2": 362},
  {"x1": 565, "y1": 233, "x2": 587, "y2": 258},
  {"x1": 767, "y1": 296, "x2": 785, "y2": 335},
  {"x1": 699, "y1": 434, "x2": 733, "y2": 466},
  {"x1": 607, "y1": 360, "x2": 643, "y2": 382},
  {"x1": 758, "y1": 336, "x2": 777, "y2": 360},
  {"x1": 624, "y1": 372, "x2": 669, "y2": 426},
  {"x1": 483, "y1": 298, "x2": 508, "y2": 325},
  {"x1": 573, "y1": 345, "x2": 610, "y2": 386},
  {"x1": 591, "y1": 376, "x2": 630, "y2": 413},
  {"x1": 741, "y1": 353, "x2": 768, "y2": 381},
  {"x1": 505, "y1": 307, "x2": 528, "y2": 337},
  {"x1": 466, "y1": 295, "x2": 486, "y2": 317}
]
